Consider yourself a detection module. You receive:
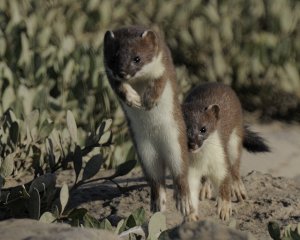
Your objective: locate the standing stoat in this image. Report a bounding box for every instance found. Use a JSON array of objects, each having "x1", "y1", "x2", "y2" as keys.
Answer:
[
  {"x1": 103, "y1": 26, "x2": 191, "y2": 215},
  {"x1": 182, "y1": 82, "x2": 270, "y2": 221}
]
